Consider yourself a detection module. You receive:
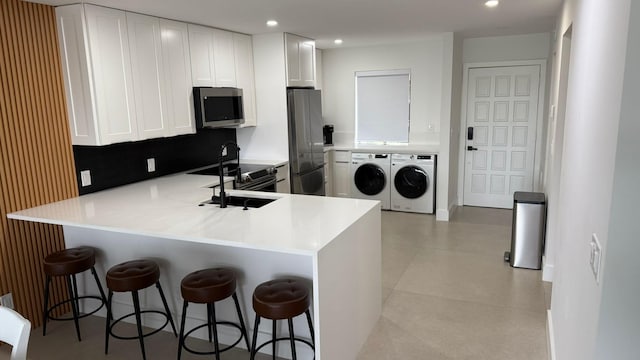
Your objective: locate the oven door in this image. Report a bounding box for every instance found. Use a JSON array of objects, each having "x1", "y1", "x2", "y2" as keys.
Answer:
[{"x1": 236, "y1": 176, "x2": 277, "y2": 192}]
